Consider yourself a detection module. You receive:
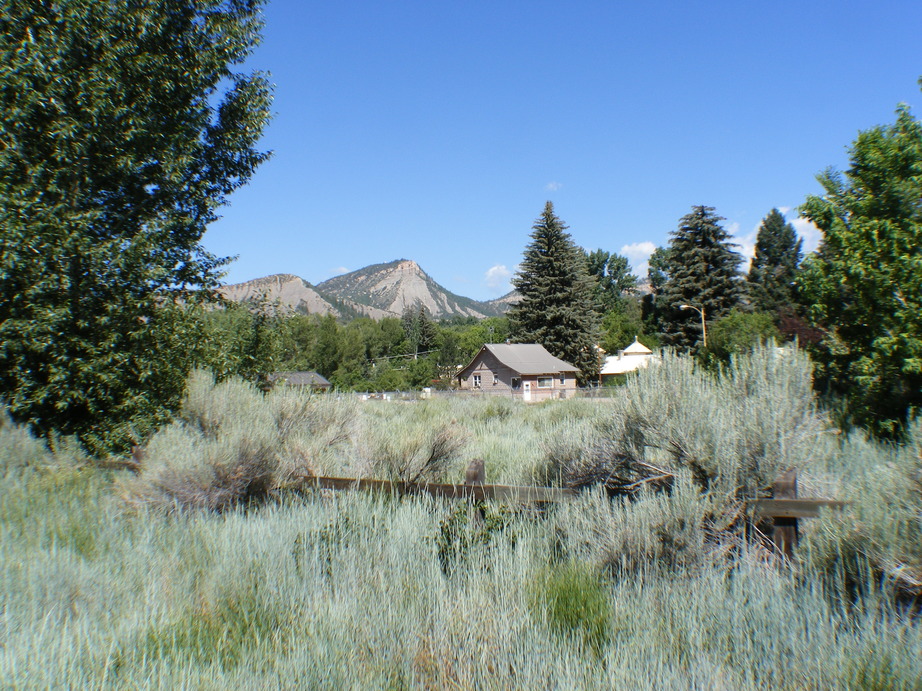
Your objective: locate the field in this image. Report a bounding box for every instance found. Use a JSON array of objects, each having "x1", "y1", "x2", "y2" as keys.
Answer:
[{"x1": 2, "y1": 347, "x2": 921, "y2": 688}]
